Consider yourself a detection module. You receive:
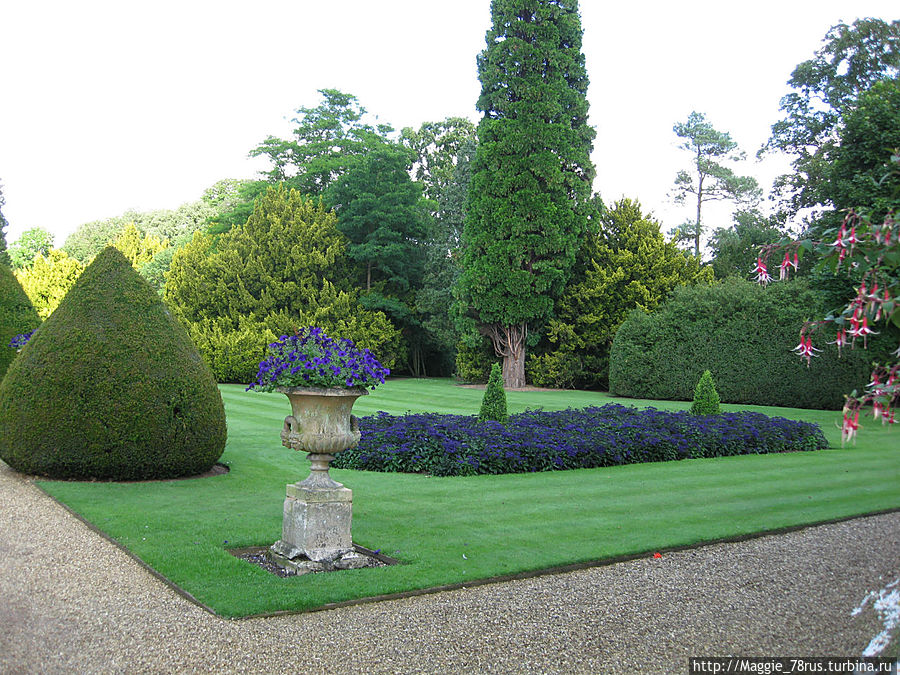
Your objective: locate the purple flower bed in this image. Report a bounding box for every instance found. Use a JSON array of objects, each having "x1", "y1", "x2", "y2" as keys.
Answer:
[{"x1": 332, "y1": 404, "x2": 829, "y2": 476}]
